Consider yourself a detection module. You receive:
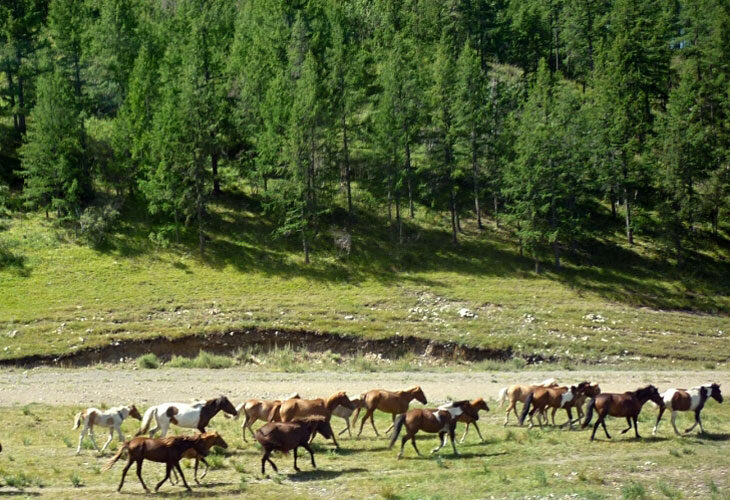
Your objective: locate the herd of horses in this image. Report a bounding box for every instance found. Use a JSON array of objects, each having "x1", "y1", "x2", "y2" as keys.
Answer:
[{"x1": 67, "y1": 379, "x2": 723, "y2": 492}]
